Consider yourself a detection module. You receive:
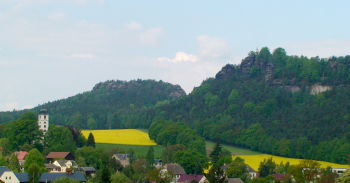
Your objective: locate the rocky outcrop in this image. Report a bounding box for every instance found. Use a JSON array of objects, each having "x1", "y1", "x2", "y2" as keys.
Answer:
[
  {"x1": 239, "y1": 55, "x2": 274, "y2": 81},
  {"x1": 310, "y1": 84, "x2": 332, "y2": 95},
  {"x1": 215, "y1": 64, "x2": 235, "y2": 79}
]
